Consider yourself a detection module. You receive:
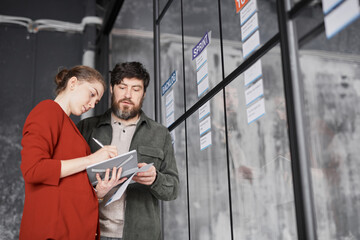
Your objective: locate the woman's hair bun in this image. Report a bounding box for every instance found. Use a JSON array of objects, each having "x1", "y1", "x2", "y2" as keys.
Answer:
[{"x1": 55, "y1": 68, "x2": 69, "y2": 86}]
